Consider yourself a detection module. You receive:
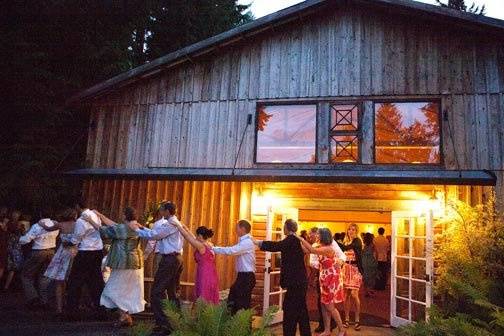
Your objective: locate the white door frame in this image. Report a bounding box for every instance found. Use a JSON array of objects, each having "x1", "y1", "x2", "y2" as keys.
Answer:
[{"x1": 390, "y1": 210, "x2": 433, "y2": 327}]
